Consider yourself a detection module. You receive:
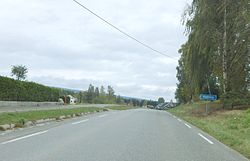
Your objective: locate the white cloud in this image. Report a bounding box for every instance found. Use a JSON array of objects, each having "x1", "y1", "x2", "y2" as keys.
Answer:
[{"x1": 0, "y1": 0, "x2": 191, "y2": 101}]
